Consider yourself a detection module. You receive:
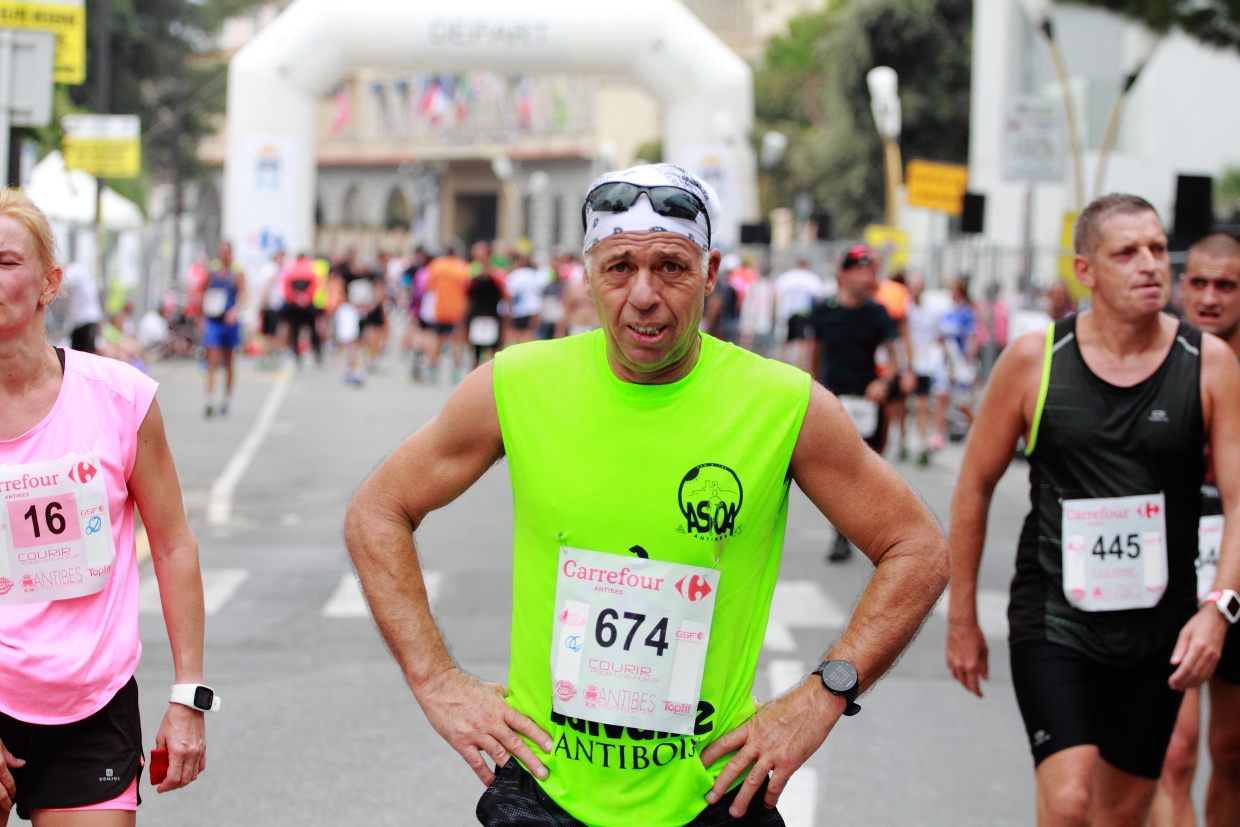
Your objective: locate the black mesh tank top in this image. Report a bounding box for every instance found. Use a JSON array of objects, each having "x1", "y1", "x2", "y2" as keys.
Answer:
[{"x1": 1009, "y1": 315, "x2": 1205, "y2": 665}]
